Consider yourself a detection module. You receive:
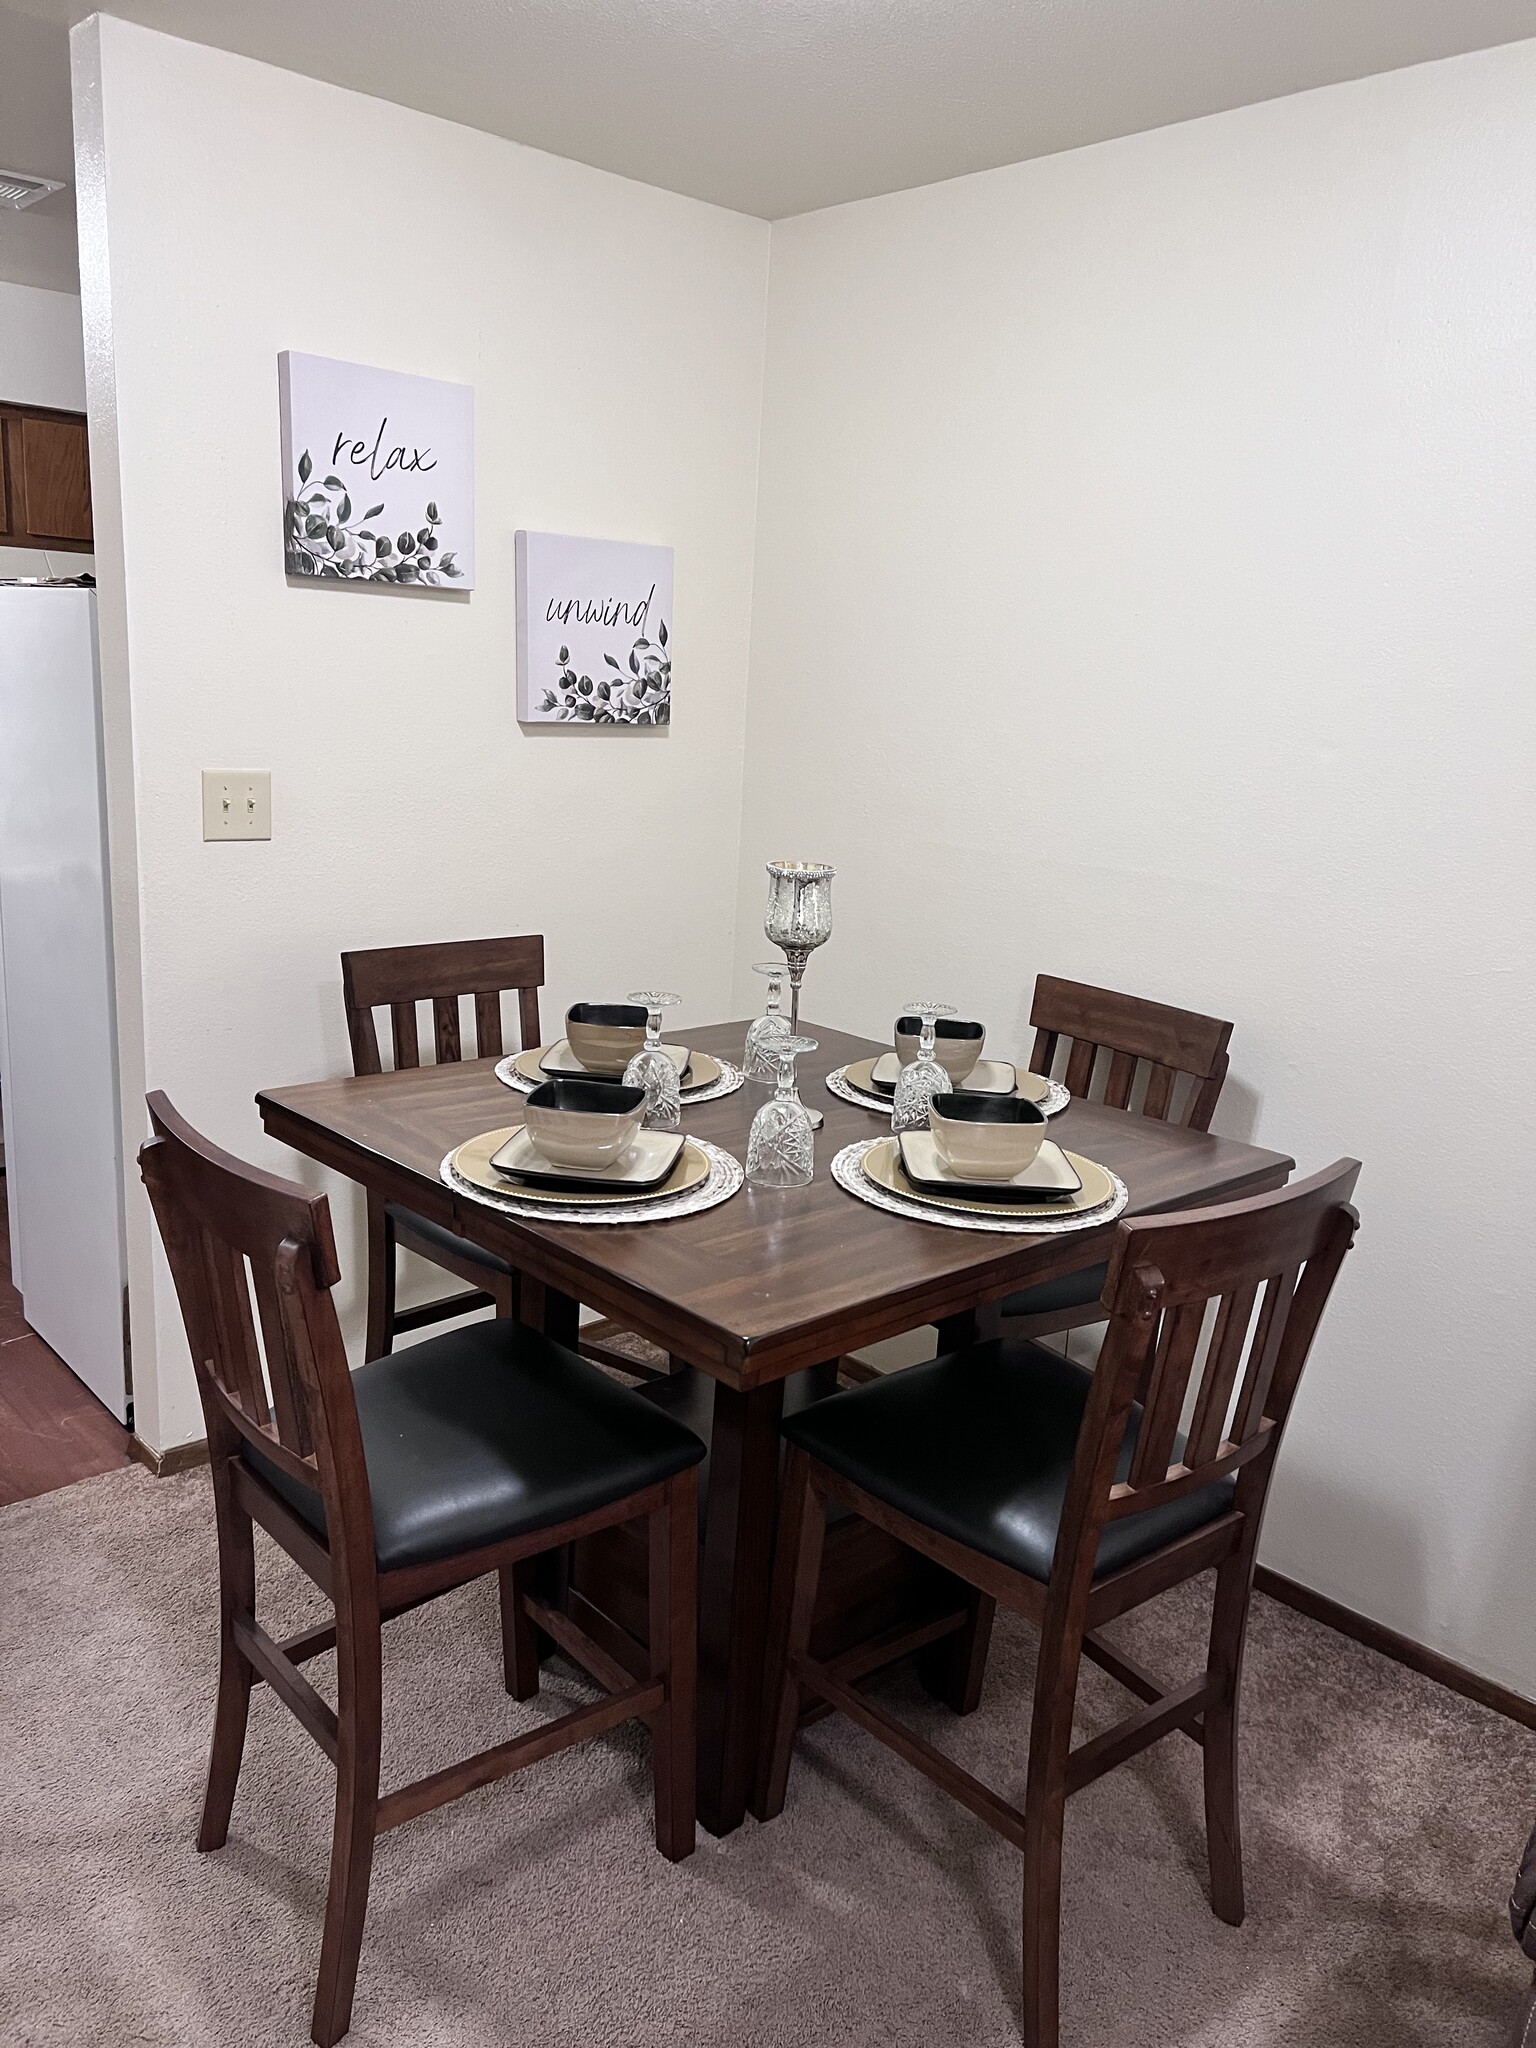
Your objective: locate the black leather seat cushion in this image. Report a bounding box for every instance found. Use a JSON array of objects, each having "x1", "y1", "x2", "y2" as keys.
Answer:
[
  {"x1": 1001, "y1": 1260, "x2": 1108, "y2": 1321},
  {"x1": 387, "y1": 1202, "x2": 512, "y2": 1277},
  {"x1": 243, "y1": 1322, "x2": 705, "y2": 1572},
  {"x1": 781, "y1": 1339, "x2": 1234, "y2": 1584}
]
